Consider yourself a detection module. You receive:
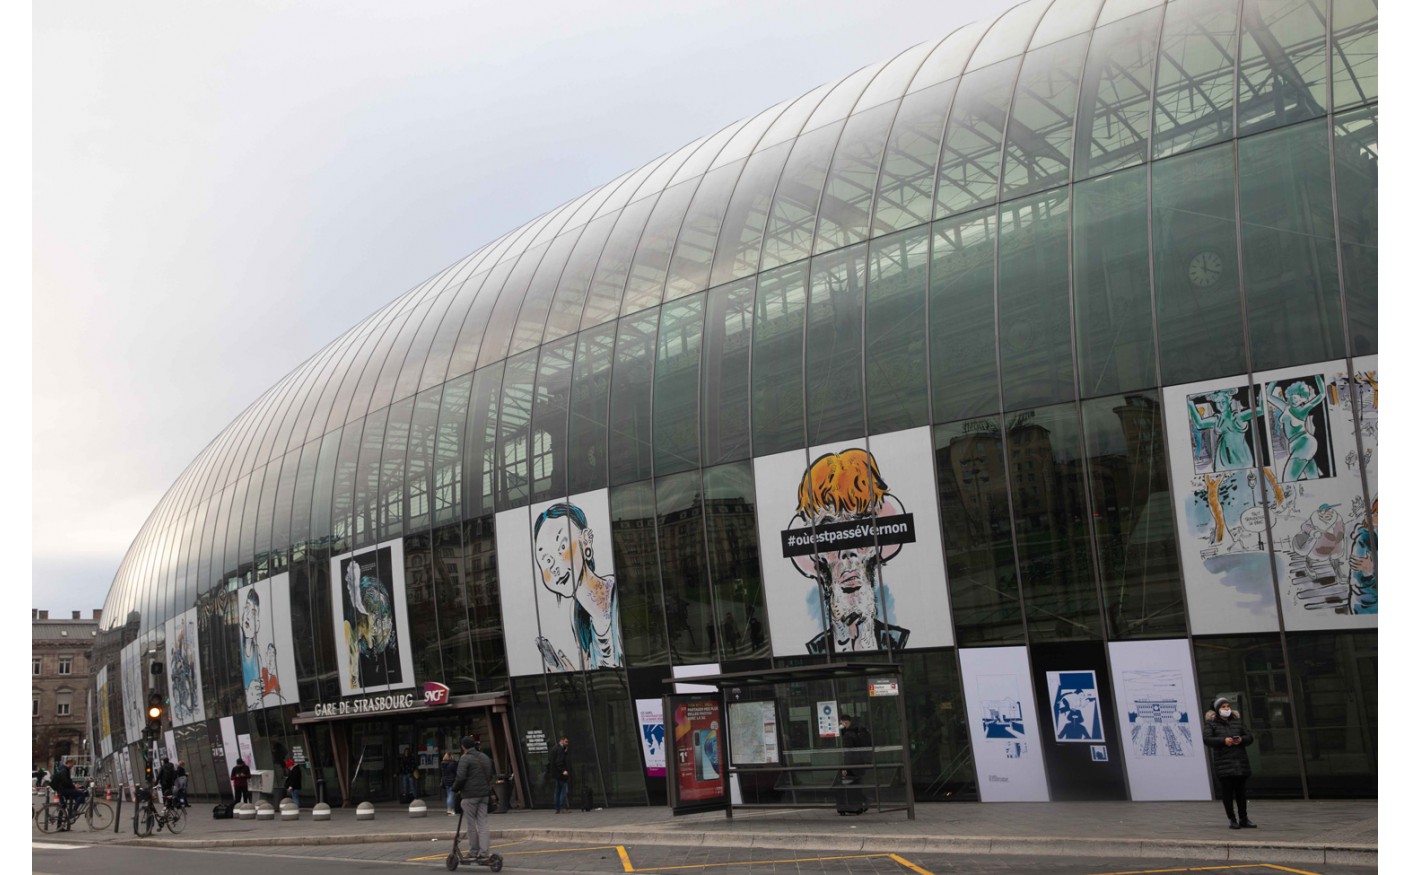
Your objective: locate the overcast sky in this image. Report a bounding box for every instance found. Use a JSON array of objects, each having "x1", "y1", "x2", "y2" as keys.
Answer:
[{"x1": 32, "y1": 0, "x2": 1017, "y2": 617}]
